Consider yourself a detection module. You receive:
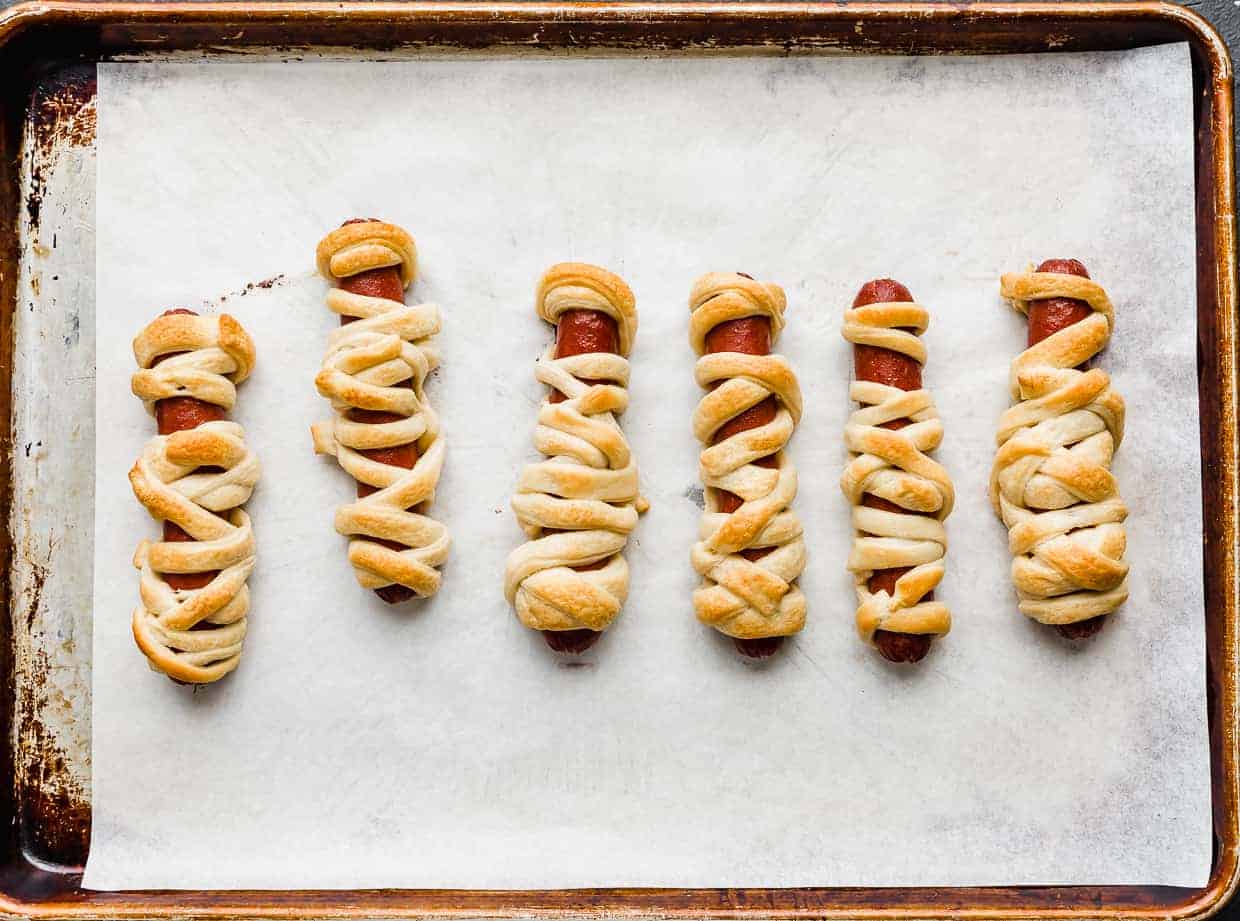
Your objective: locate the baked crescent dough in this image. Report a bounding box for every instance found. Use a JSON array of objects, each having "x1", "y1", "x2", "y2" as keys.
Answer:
[
  {"x1": 504, "y1": 263, "x2": 646, "y2": 634},
  {"x1": 841, "y1": 299, "x2": 953, "y2": 645},
  {"x1": 992, "y1": 269, "x2": 1129, "y2": 624},
  {"x1": 312, "y1": 221, "x2": 450, "y2": 598},
  {"x1": 688, "y1": 272, "x2": 806, "y2": 640},
  {"x1": 129, "y1": 312, "x2": 259, "y2": 684}
]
